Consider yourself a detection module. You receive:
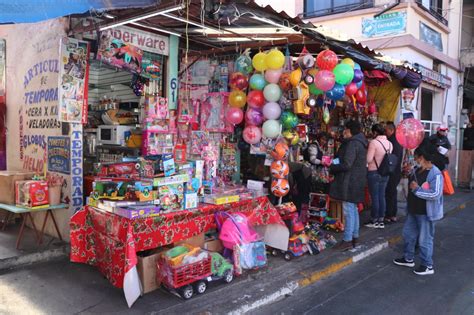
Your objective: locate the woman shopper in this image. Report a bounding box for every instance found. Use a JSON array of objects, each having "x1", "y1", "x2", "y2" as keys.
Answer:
[
  {"x1": 365, "y1": 124, "x2": 393, "y2": 229},
  {"x1": 393, "y1": 143, "x2": 443, "y2": 275}
]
